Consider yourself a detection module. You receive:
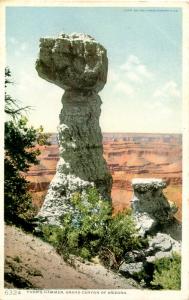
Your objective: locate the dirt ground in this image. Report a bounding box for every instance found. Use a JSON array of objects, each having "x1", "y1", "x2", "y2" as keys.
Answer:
[{"x1": 4, "y1": 225, "x2": 139, "y2": 289}]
